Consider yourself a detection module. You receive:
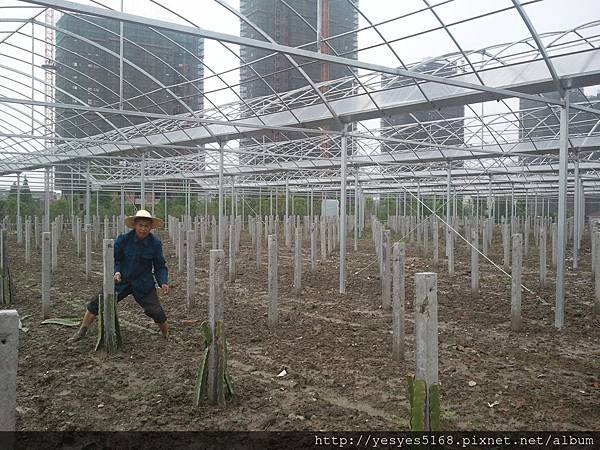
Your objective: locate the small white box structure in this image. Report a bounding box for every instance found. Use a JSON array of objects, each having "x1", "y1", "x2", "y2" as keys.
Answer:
[{"x1": 321, "y1": 199, "x2": 339, "y2": 218}]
